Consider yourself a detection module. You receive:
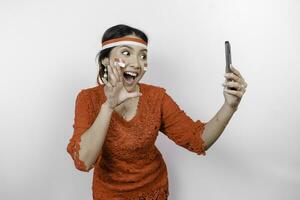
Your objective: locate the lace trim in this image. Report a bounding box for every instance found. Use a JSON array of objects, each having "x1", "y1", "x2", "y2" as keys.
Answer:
[
  {"x1": 188, "y1": 120, "x2": 207, "y2": 156},
  {"x1": 68, "y1": 138, "x2": 89, "y2": 171},
  {"x1": 130, "y1": 187, "x2": 169, "y2": 200}
]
